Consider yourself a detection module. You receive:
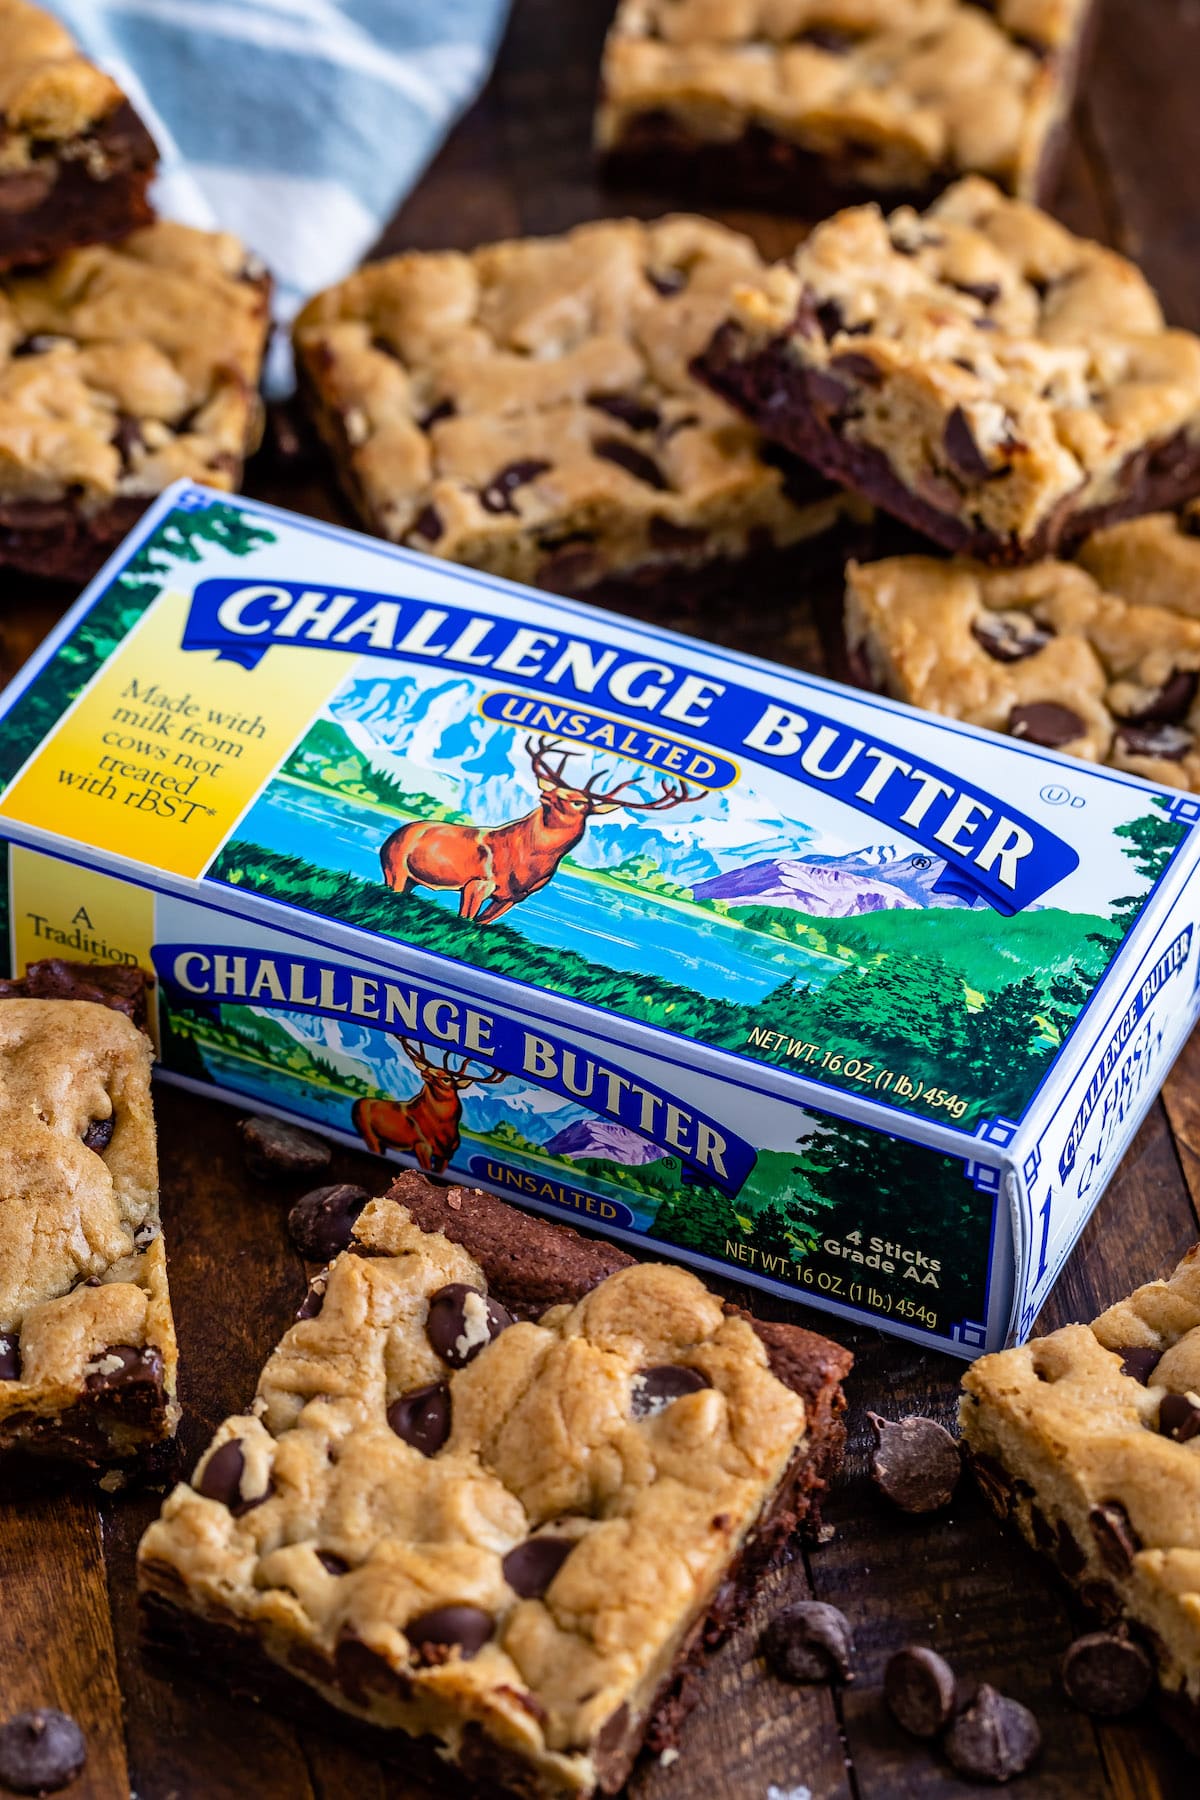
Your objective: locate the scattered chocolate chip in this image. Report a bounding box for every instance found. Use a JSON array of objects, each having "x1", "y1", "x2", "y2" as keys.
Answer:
[
  {"x1": 588, "y1": 393, "x2": 660, "y2": 432},
  {"x1": 944, "y1": 1684, "x2": 1041, "y2": 1783},
  {"x1": 944, "y1": 405, "x2": 995, "y2": 480},
  {"x1": 503, "y1": 1536, "x2": 574, "y2": 1599},
  {"x1": 1117, "y1": 1345, "x2": 1162, "y2": 1383},
  {"x1": 479, "y1": 458, "x2": 551, "y2": 515},
  {"x1": 647, "y1": 516, "x2": 706, "y2": 551},
  {"x1": 831, "y1": 350, "x2": 883, "y2": 387},
  {"x1": 1117, "y1": 722, "x2": 1193, "y2": 761},
  {"x1": 761, "y1": 1601, "x2": 854, "y2": 1685},
  {"x1": 0, "y1": 1333, "x2": 19, "y2": 1381},
  {"x1": 0, "y1": 1709, "x2": 87, "y2": 1795},
  {"x1": 1061, "y1": 1632, "x2": 1153, "y2": 1717},
  {"x1": 646, "y1": 266, "x2": 687, "y2": 297},
  {"x1": 426, "y1": 1283, "x2": 512, "y2": 1368},
  {"x1": 593, "y1": 437, "x2": 668, "y2": 490},
  {"x1": 868, "y1": 1413, "x2": 961, "y2": 1513},
  {"x1": 316, "y1": 1550, "x2": 350, "y2": 1576},
  {"x1": 387, "y1": 1380, "x2": 452, "y2": 1456},
  {"x1": 406, "y1": 1605, "x2": 494, "y2": 1665},
  {"x1": 238, "y1": 1115, "x2": 333, "y2": 1183},
  {"x1": 630, "y1": 1364, "x2": 710, "y2": 1419},
  {"x1": 1118, "y1": 668, "x2": 1198, "y2": 725},
  {"x1": 1008, "y1": 701, "x2": 1086, "y2": 748},
  {"x1": 952, "y1": 280, "x2": 1002, "y2": 307},
  {"x1": 884, "y1": 1645, "x2": 957, "y2": 1737},
  {"x1": 1159, "y1": 1391, "x2": 1200, "y2": 1443},
  {"x1": 411, "y1": 502, "x2": 444, "y2": 541},
  {"x1": 81, "y1": 1117, "x2": 114, "y2": 1152},
  {"x1": 84, "y1": 1344, "x2": 162, "y2": 1394},
  {"x1": 1089, "y1": 1502, "x2": 1141, "y2": 1577},
  {"x1": 971, "y1": 612, "x2": 1054, "y2": 663},
  {"x1": 194, "y1": 1438, "x2": 270, "y2": 1516},
  {"x1": 287, "y1": 1183, "x2": 371, "y2": 1261}
]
